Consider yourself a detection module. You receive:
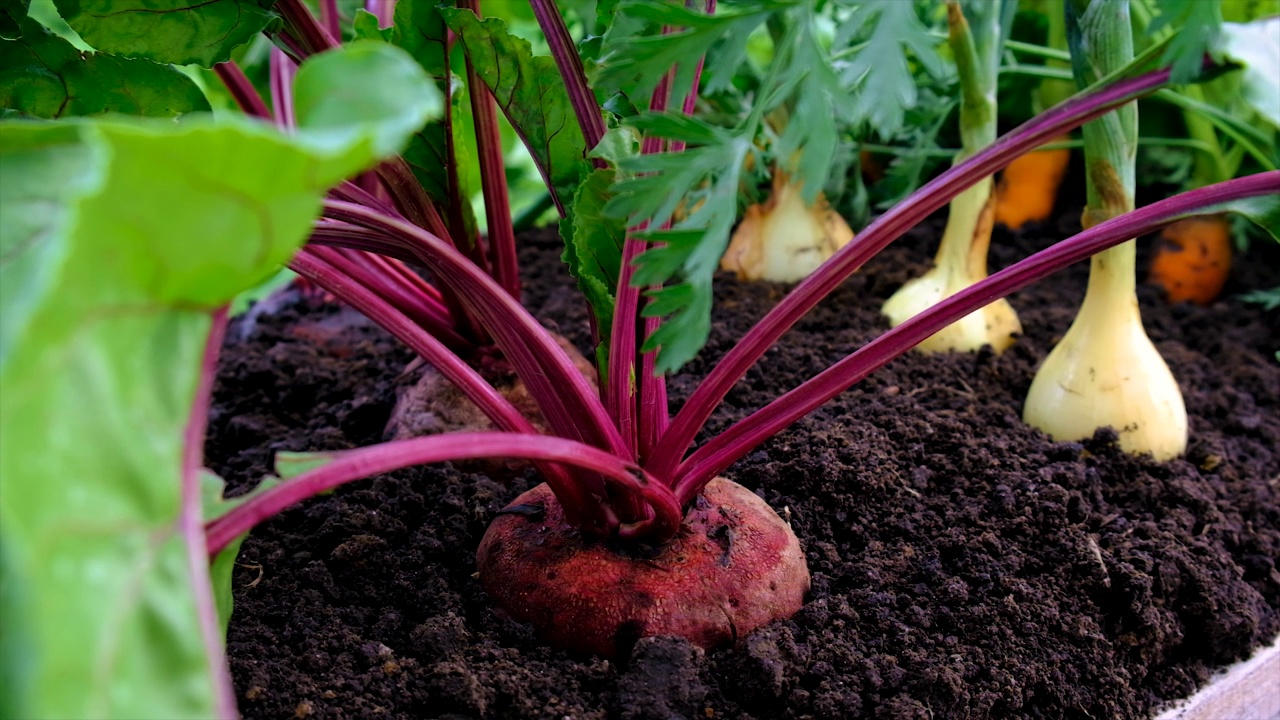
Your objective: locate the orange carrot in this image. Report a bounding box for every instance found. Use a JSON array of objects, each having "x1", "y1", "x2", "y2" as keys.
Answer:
[
  {"x1": 1147, "y1": 214, "x2": 1232, "y2": 306},
  {"x1": 994, "y1": 135, "x2": 1071, "y2": 229}
]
